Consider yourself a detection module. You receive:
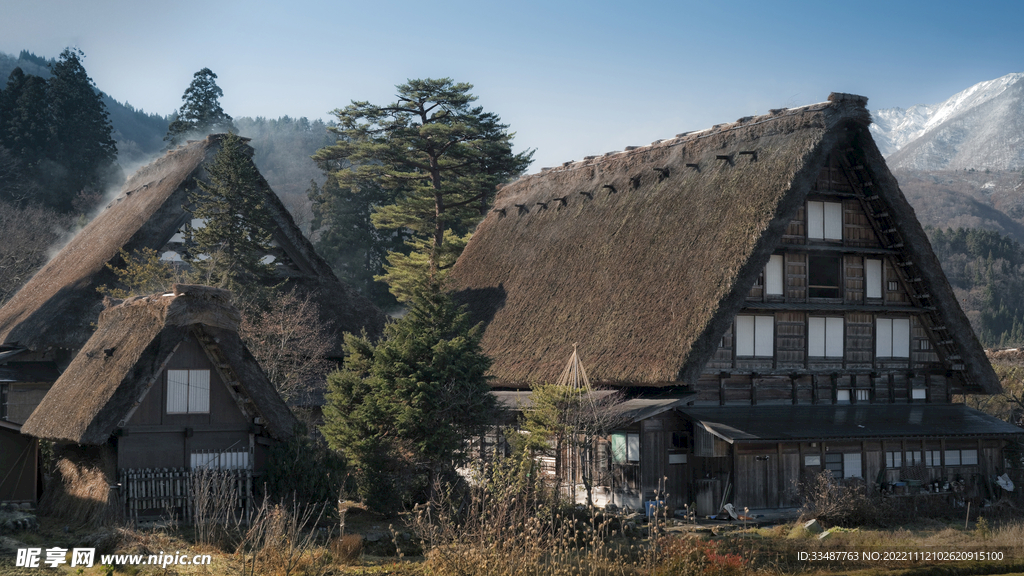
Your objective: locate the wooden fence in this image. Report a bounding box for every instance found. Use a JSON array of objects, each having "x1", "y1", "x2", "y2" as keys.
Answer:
[{"x1": 119, "y1": 463, "x2": 253, "y2": 523}]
